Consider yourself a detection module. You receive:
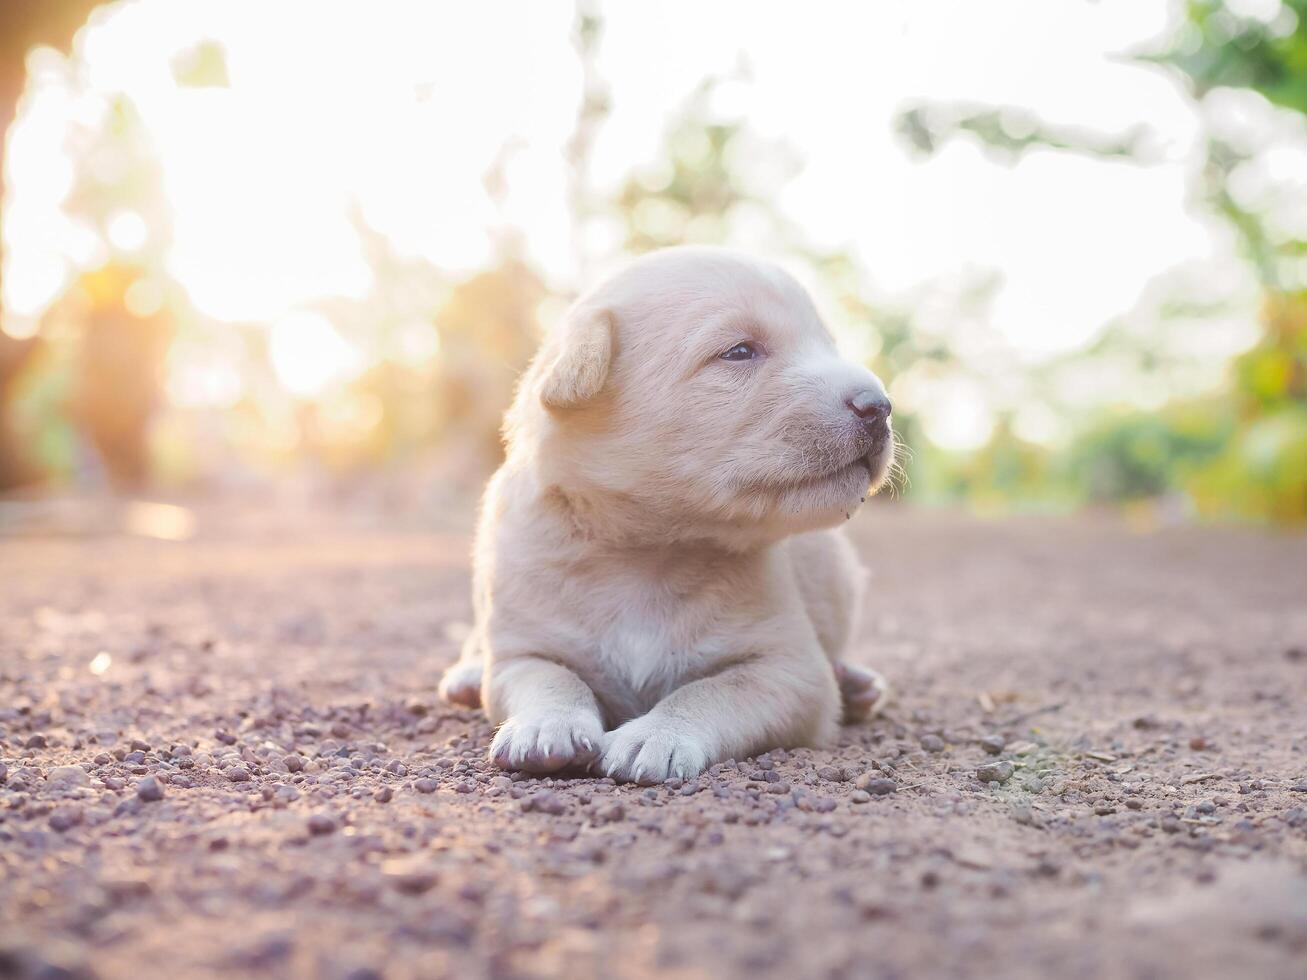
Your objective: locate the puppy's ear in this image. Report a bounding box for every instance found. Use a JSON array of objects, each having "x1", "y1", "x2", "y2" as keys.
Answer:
[{"x1": 538, "y1": 305, "x2": 614, "y2": 411}]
